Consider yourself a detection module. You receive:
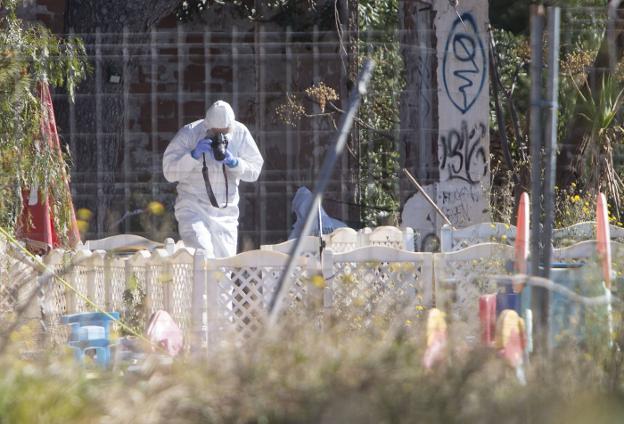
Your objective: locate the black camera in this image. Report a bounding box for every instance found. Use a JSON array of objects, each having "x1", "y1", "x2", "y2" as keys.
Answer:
[{"x1": 212, "y1": 132, "x2": 228, "y2": 161}]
